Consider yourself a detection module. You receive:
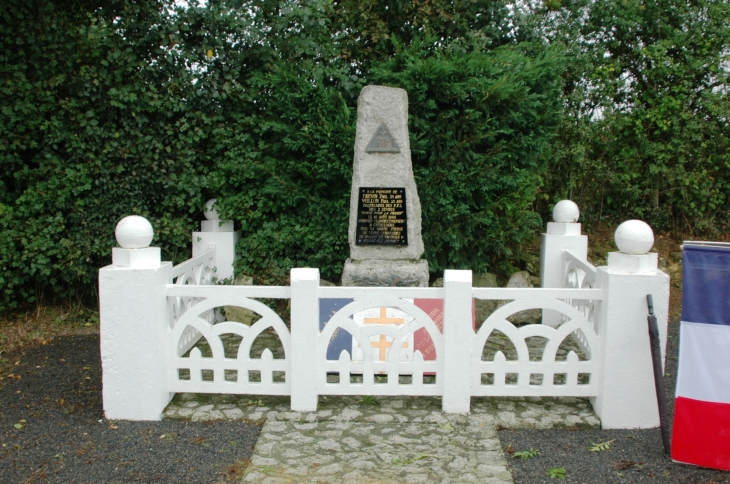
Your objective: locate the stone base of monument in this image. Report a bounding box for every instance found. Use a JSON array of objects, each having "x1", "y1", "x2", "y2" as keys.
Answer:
[{"x1": 341, "y1": 258, "x2": 429, "y2": 287}]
